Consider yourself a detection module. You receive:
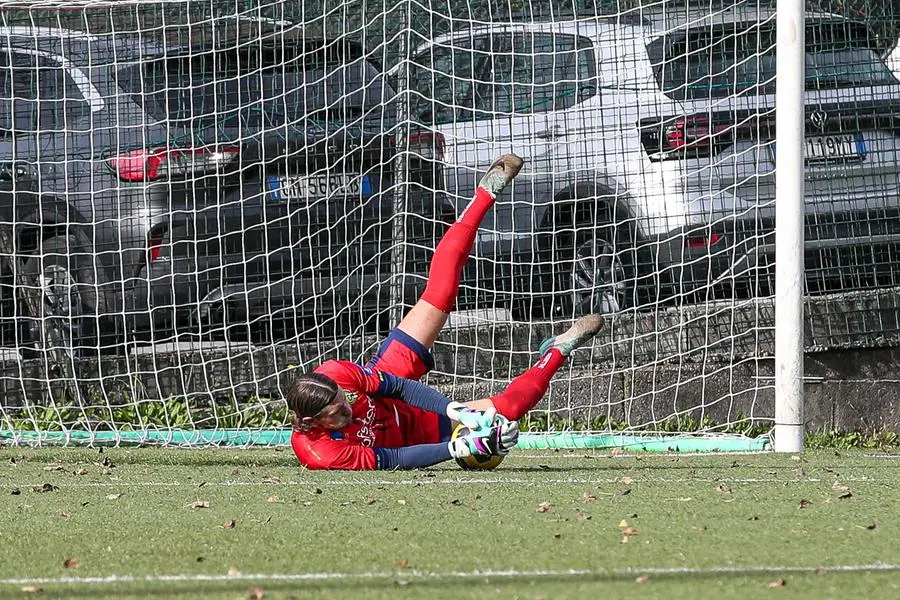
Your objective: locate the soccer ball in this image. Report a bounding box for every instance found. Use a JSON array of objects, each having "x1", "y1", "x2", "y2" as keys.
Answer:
[{"x1": 451, "y1": 422, "x2": 506, "y2": 471}]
